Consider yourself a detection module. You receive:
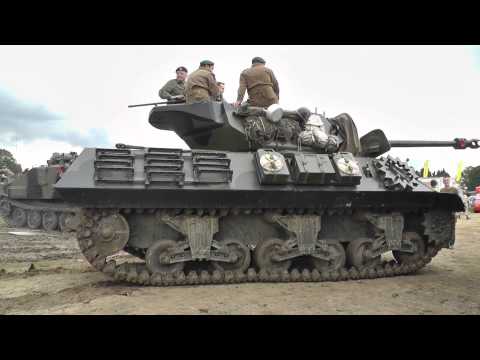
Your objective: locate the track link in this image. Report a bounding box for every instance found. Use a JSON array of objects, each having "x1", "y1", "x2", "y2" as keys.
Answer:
[{"x1": 76, "y1": 208, "x2": 442, "y2": 287}]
